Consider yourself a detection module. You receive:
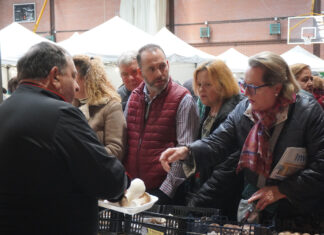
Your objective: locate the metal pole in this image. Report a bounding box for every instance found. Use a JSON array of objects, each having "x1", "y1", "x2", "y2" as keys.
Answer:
[
  {"x1": 0, "y1": 43, "x2": 3, "y2": 103},
  {"x1": 50, "y1": 0, "x2": 56, "y2": 42},
  {"x1": 313, "y1": 0, "x2": 321, "y2": 57},
  {"x1": 168, "y1": 0, "x2": 174, "y2": 33}
]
